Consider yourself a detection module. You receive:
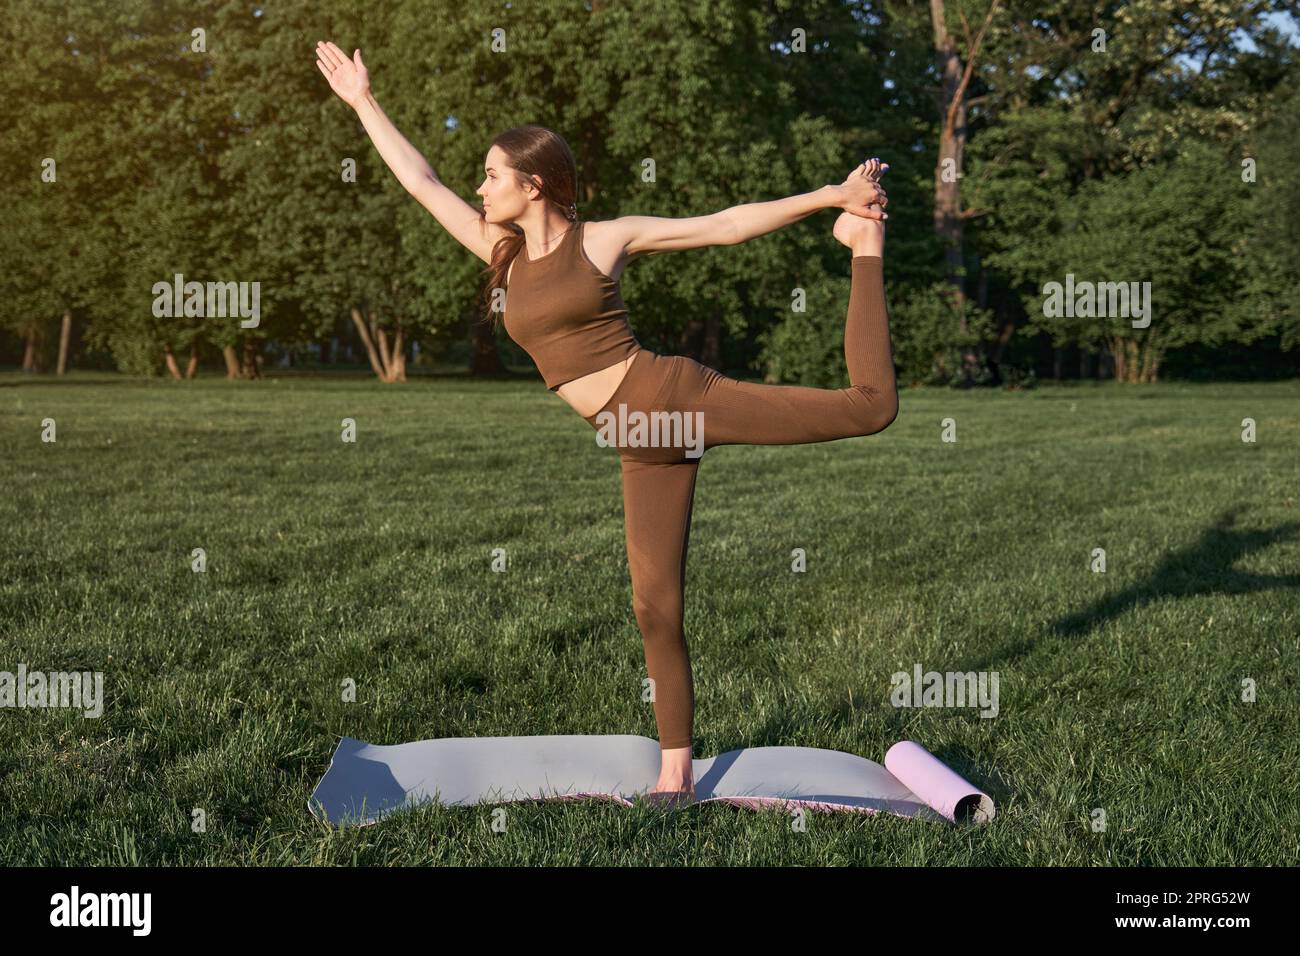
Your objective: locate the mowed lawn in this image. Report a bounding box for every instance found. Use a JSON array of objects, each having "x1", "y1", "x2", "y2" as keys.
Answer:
[{"x1": 1, "y1": 370, "x2": 1297, "y2": 866}]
